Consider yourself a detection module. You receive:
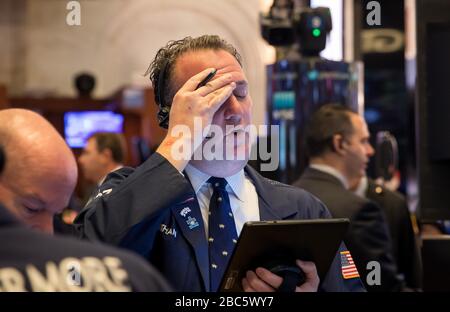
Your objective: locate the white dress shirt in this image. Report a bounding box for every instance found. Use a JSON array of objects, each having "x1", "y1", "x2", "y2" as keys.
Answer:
[
  {"x1": 310, "y1": 163, "x2": 350, "y2": 190},
  {"x1": 184, "y1": 164, "x2": 260, "y2": 237},
  {"x1": 353, "y1": 175, "x2": 368, "y2": 197}
]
